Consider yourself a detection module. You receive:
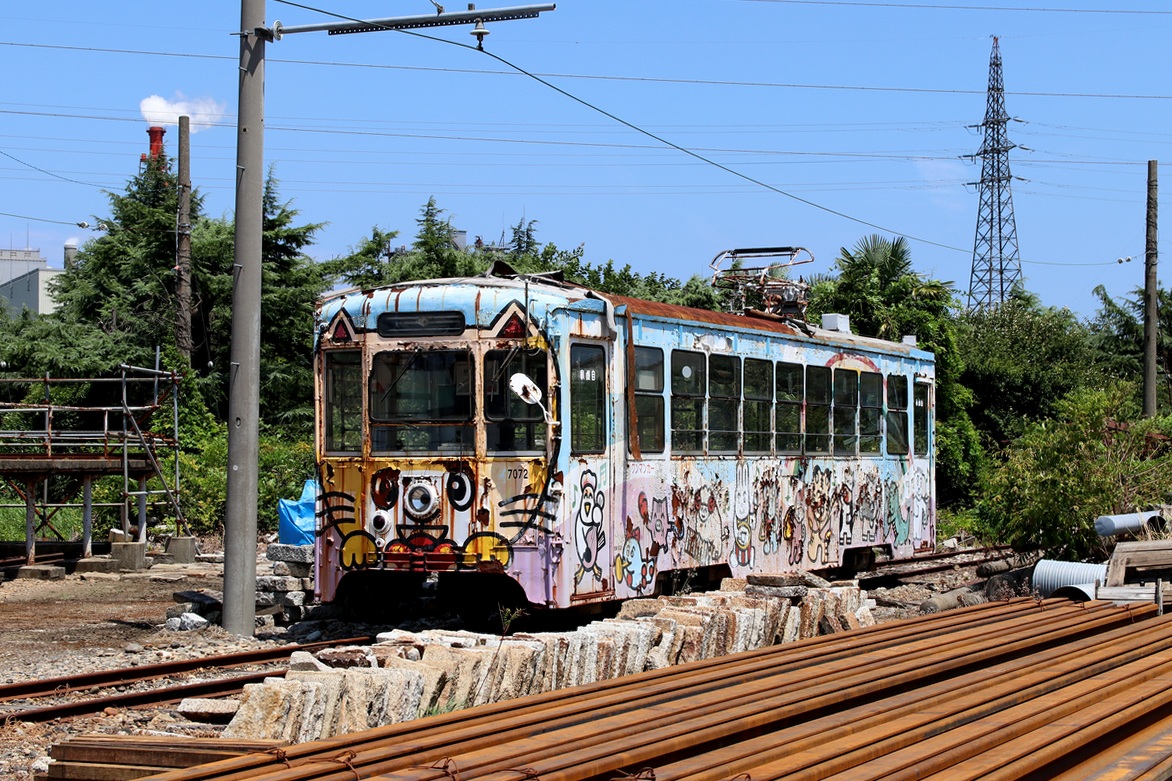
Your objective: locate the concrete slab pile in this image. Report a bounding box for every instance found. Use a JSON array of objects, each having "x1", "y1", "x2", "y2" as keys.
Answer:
[{"x1": 223, "y1": 576, "x2": 872, "y2": 741}]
